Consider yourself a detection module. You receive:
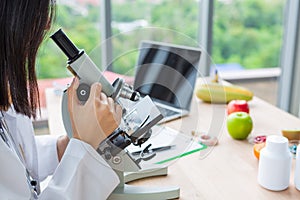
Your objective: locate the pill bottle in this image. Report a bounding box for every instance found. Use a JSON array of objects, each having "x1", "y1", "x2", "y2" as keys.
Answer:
[
  {"x1": 257, "y1": 135, "x2": 292, "y2": 191},
  {"x1": 295, "y1": 144, "x2": 300, "y2": 190}
]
